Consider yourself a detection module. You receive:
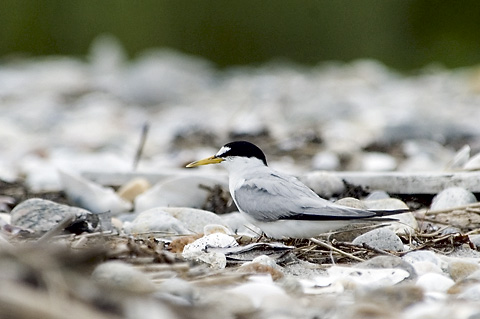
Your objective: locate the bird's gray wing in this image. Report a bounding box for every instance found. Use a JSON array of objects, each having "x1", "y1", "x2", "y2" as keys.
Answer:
[{"x1": 234, "y1": 173, "x2": 377, "y2": 222}]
